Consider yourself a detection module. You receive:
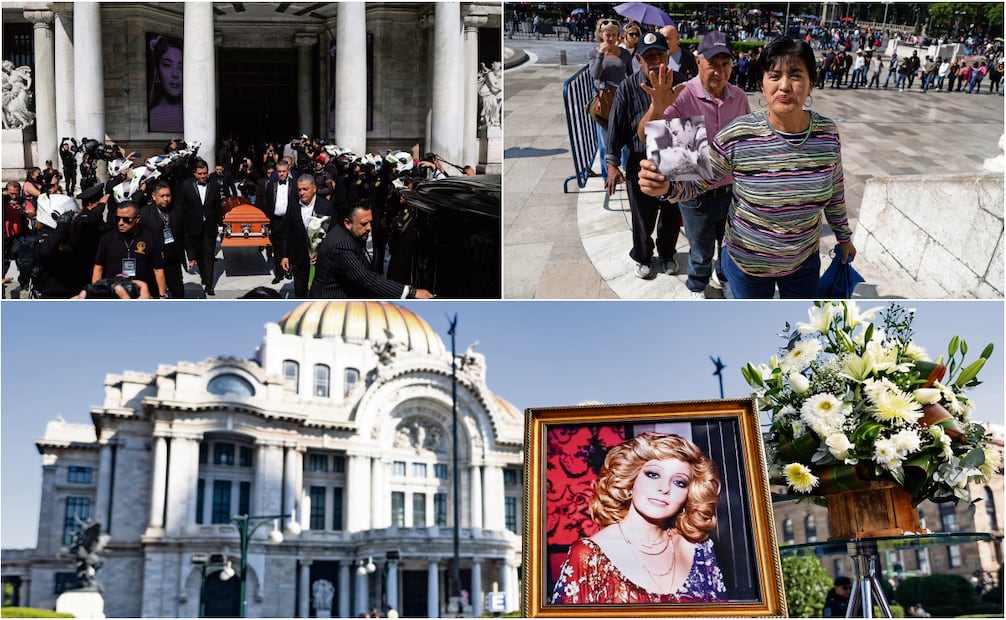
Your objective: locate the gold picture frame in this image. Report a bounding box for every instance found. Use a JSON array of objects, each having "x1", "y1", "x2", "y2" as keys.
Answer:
[{"x1": 523, "y1": 399, "x2": 786, "y2": 617}]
